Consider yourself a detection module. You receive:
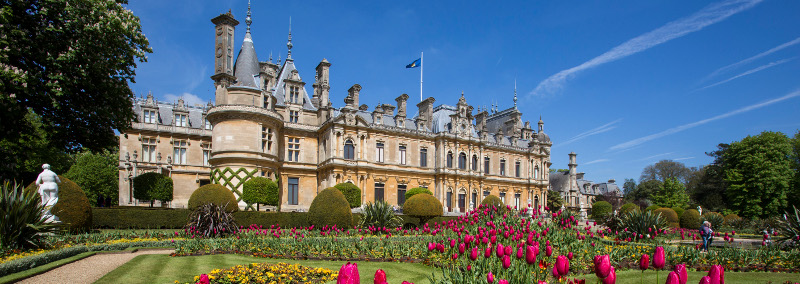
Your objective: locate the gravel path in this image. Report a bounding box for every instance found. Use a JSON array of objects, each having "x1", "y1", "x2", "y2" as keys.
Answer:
[{"x1": 18, "y1": 249, "x2": 173, "y2": 284}]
